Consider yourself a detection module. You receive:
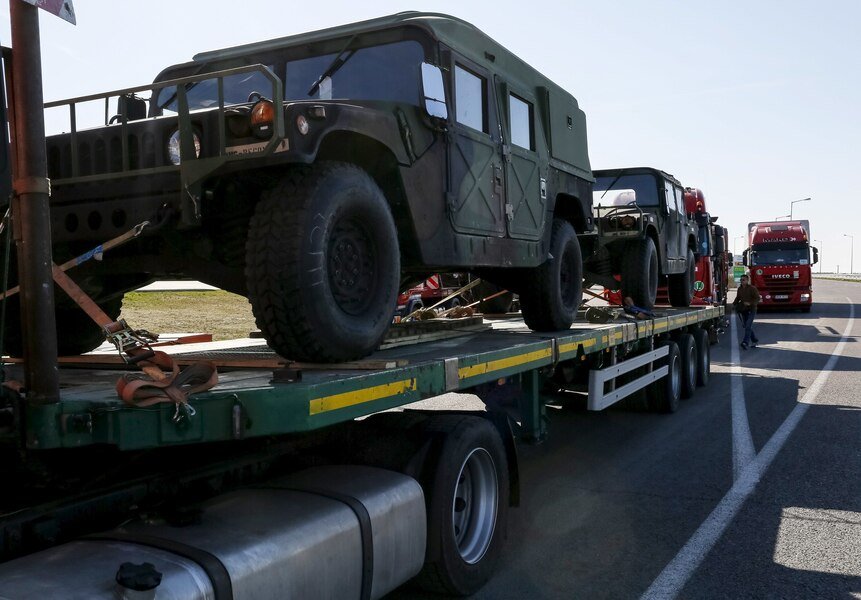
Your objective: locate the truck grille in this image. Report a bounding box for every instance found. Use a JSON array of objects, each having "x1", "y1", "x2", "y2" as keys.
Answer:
[{"x1": 47, "y1": 131, "x2": 164, "y2": 180}]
